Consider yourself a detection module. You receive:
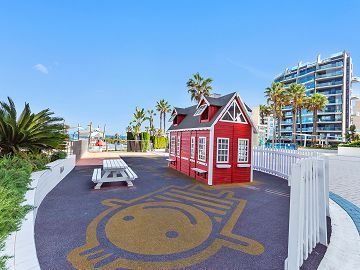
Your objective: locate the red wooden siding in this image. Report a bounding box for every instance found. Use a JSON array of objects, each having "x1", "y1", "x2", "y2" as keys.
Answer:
[
  {"x1": 212, "y1": 97, "x2": 252, "y2": 184},
  {"x1": 168, "y1": 130, "x2": 210, "y2": 184}
]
